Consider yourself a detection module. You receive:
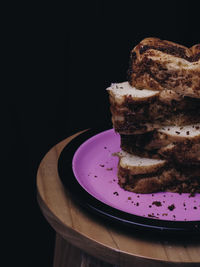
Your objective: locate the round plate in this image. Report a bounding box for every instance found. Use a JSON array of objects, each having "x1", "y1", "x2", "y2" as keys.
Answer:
[{"x1": 58, "y1": 128, "x2": 200, "y2": 235}]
